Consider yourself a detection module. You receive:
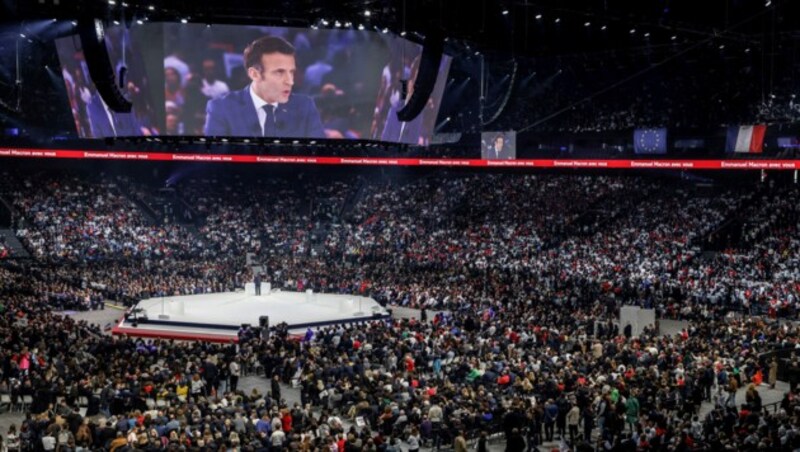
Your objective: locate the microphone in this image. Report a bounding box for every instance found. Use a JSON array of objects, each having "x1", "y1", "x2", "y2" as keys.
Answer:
[
  {"x1": 400, "y1": 79, "x2": 409, "y2": 103},
  {"x1": 118, "y1": 65, "x2": 127, "y2": 88}
]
